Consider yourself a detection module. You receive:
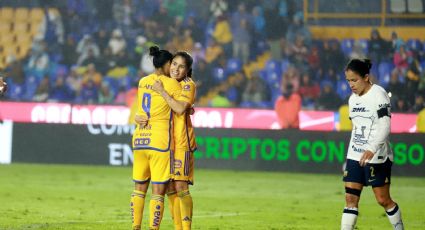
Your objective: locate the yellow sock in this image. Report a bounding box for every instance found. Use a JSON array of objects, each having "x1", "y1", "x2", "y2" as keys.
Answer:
[
  {"x1": 168, "y1": 191, "x2": 182, "y2": 230},
  {"x1": 149, "y1": 194, "x2": 165, "y2": 230},
  {"x1": 178, "y1": 190, "x2": 193, "y2": 230},
  {"x1": 131, "y1": 190, "x2": 146, "y2": 230}
]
